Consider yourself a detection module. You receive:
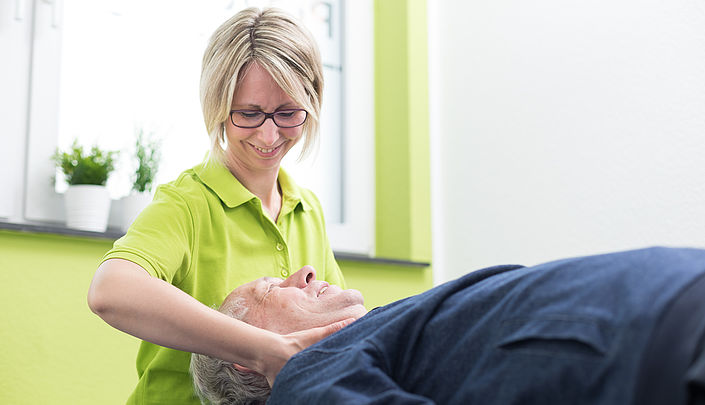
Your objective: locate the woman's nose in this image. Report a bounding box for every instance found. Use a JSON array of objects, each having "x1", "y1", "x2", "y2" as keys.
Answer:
[
  {"x1": 257, "y1": 118, "x2": 279, "y2": 146},
  {"x1": 281, "y1": 265, "x2": 316, "y2": 288}
]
